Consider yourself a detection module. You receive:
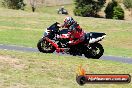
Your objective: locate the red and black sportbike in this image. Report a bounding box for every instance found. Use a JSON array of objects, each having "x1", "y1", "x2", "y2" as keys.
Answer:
[{"x1": 37, "y1": 22, "x2": 106, "y2": 59}]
